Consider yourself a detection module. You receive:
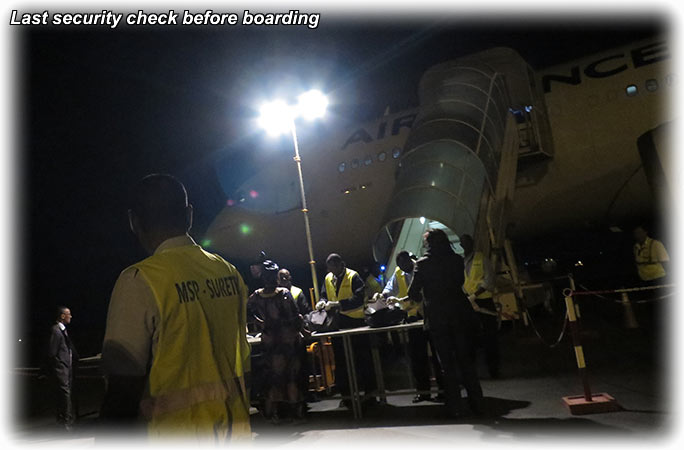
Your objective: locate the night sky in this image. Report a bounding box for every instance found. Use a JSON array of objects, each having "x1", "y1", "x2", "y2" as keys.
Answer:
[{"x1": 16, "y1": 11, "x2": 663, "y2": 362}]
